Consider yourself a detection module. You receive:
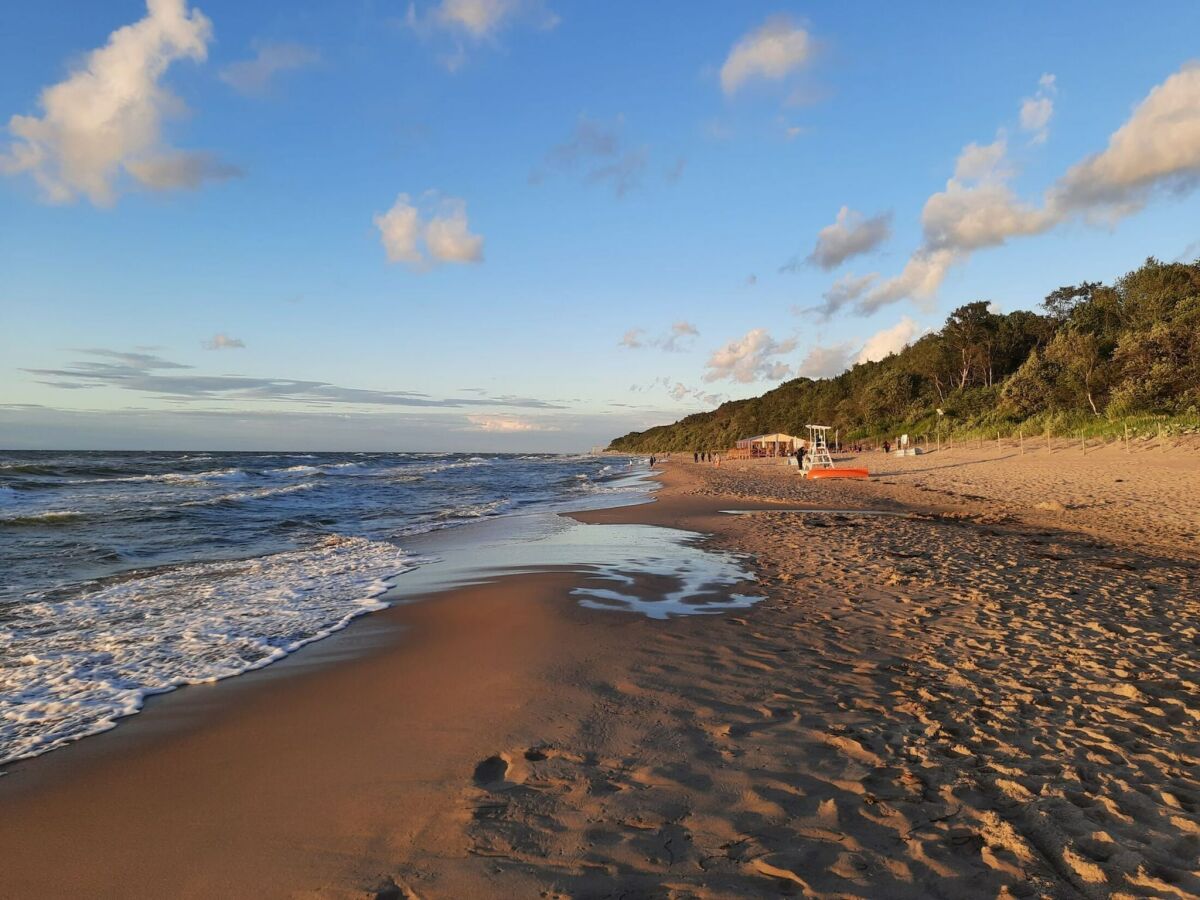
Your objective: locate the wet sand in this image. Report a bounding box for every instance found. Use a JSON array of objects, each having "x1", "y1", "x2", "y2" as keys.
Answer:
[{"x1": 1, "y1": 446, "x2": 1198, "y2": 898}]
